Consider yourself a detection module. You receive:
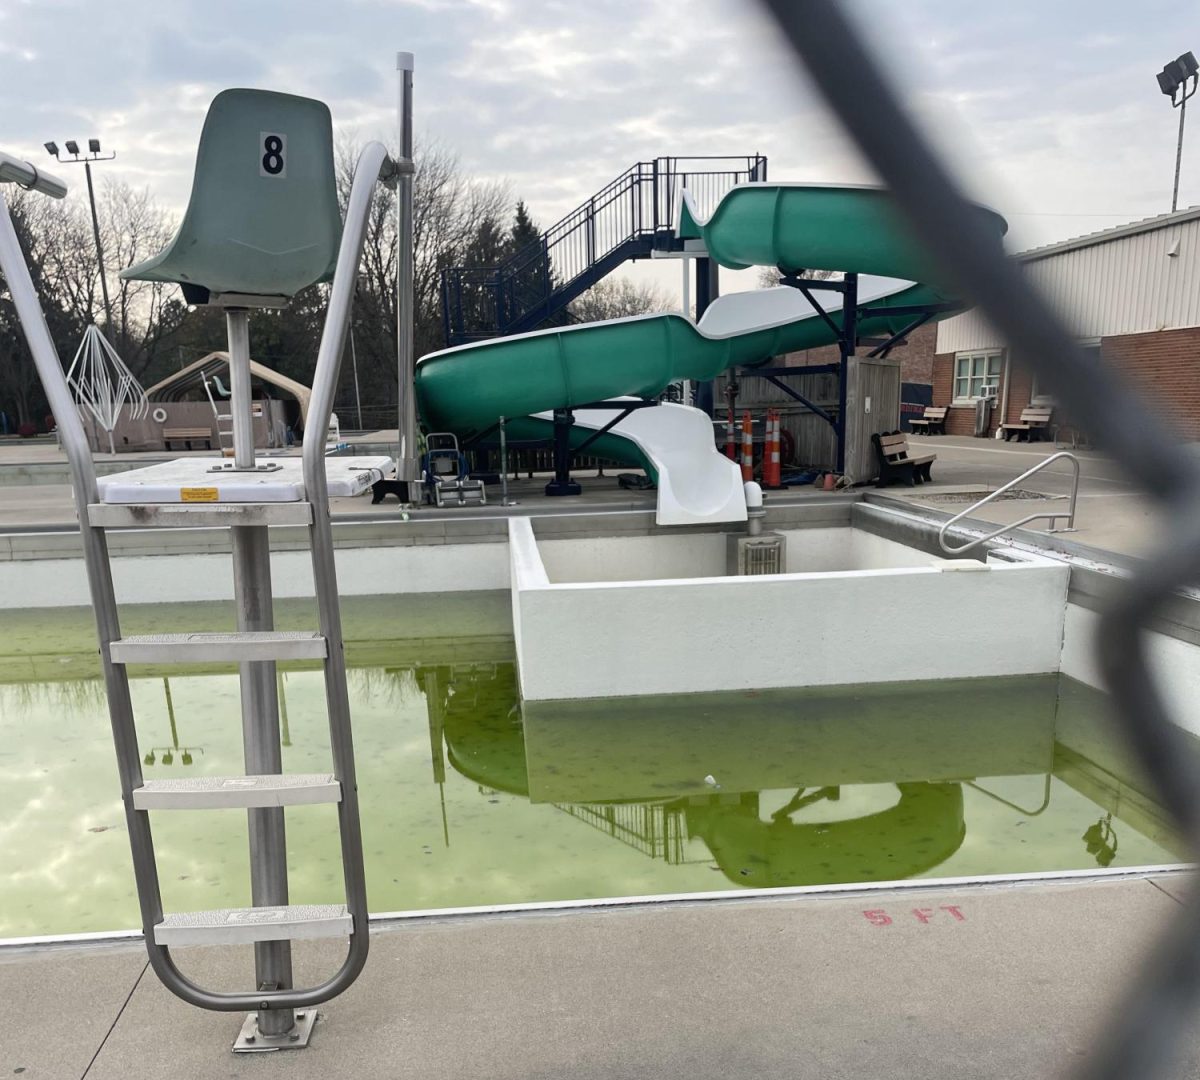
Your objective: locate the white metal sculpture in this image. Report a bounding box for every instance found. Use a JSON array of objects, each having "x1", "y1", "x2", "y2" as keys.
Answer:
[{"x1": 65, "y1": 323, "x2": 148, "y2": 454}]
